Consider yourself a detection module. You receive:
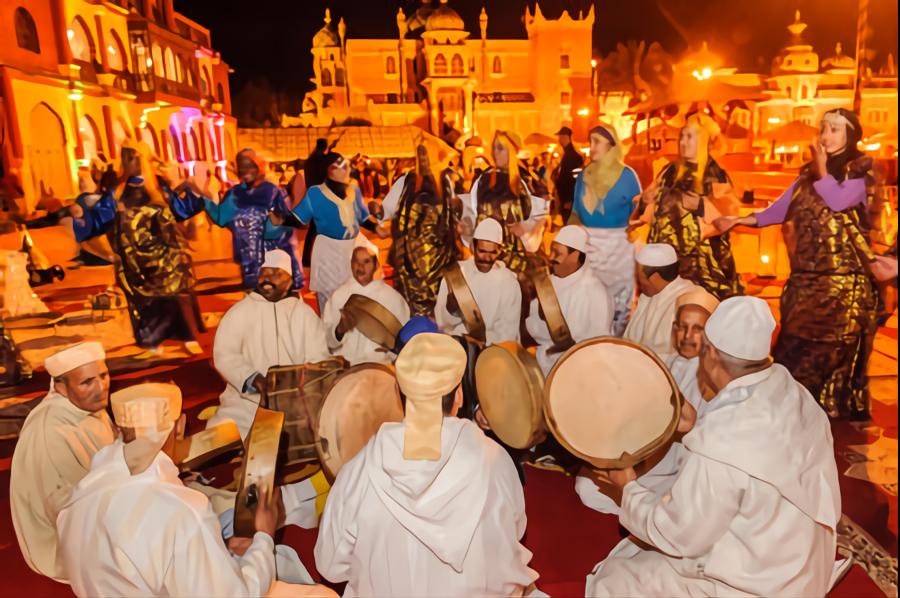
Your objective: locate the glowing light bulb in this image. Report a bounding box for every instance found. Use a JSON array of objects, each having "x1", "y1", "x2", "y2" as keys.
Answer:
[
  {"x1": 760, "y1": 255, "x2": 771, "y2": 264},
  {"x1": 67, "y1": 29, "x2": 75, "y2": 40},
  {"x1": 767, "y1": 117, "x2": 781, "y2": 124},
  {"x1": 577, "y1": 108, "x2": 590, "y2": 116}
]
